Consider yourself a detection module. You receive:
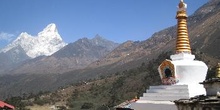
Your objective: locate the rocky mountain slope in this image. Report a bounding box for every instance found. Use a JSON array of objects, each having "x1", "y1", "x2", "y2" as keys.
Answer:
[
  {"x1": 88, "y1": 0, "x2": 220, "y2": 71},
  {"x1": 0, "y1": 46, "x2": 30, "y2": 74}
]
